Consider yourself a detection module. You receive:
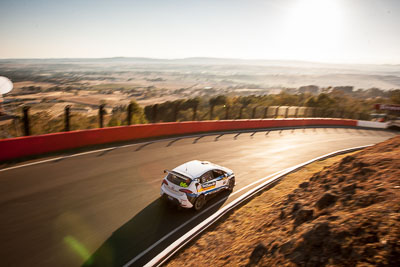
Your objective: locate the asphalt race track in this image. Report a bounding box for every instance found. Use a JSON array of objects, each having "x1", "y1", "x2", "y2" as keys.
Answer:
[{"x1": 0, "y1": 127, "x2": 397, "y2": 267}]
